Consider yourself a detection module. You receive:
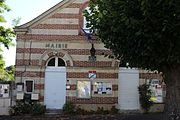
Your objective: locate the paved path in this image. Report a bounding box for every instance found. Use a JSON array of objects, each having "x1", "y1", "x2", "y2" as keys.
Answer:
[{"x1": 0, "y1": 113, "x2": 164, "y2": 120}]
